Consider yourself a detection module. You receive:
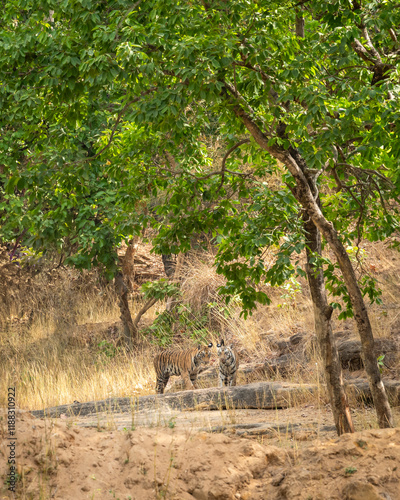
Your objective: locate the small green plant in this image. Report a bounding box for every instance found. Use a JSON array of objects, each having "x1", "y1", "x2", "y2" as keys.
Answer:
[
  {"x1": 108, "y1": 489, "x2": 120, "y2": 499},
  {"x1": 144, "y1": 310, "x2": 175, "y2": 346},
  {"x1": 97, "y1": 340, "x2": 119, "y2": 358},
  {"x1": 345, "y1": 466, "x2": 357, "y2": 475},
  {"x1": 377, "y1": 354, "x2": 385, "y2": 373},
  {"x1": 13, "y1": 246, "x2": 44, "y2": 267},
  {"x1": 356, "y1": 439, "x2": 368, "y2": 449},
  {"x1": 167, "y1": 417, "x2": 176, "y2": 429},
  {"x1": 3, "y1": 471, "x2": 21, "y2": 488},
  {"x1": 278, "y1": 276, "x2": 302, "y2": 309}
]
